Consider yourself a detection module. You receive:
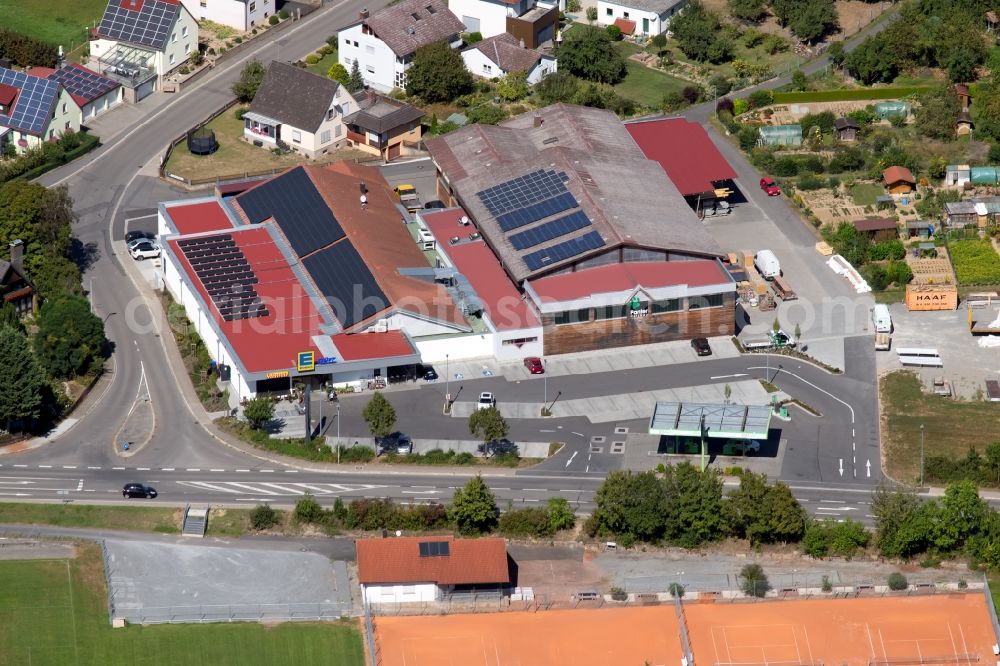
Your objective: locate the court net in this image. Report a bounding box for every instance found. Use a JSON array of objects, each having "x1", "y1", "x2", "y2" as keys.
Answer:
[
  {"x1": 714, "y1": 661, "x2": 823, "y2": 666},
  {"x1": 869, "y1": 654, "x2": 979, "y2": 666}
]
